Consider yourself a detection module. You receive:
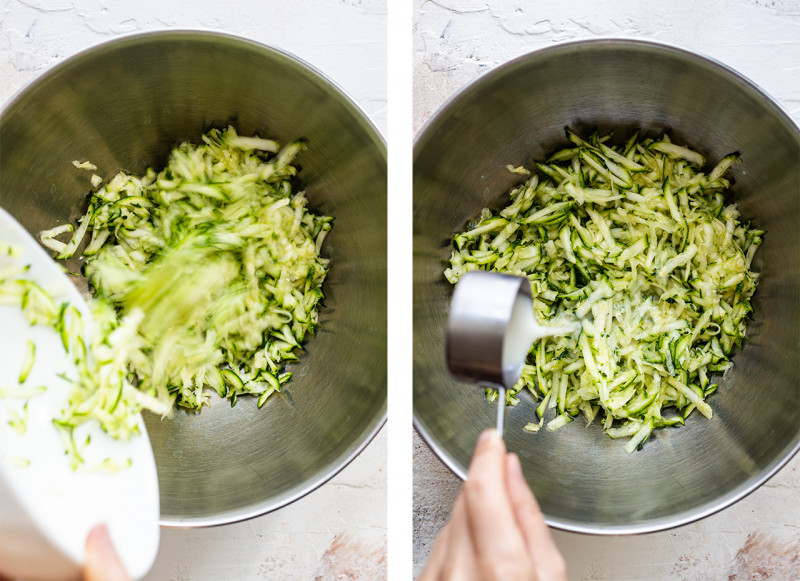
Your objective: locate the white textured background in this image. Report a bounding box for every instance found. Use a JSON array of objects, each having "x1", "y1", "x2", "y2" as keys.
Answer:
[
  {"x1": 2, "y1": 0, "x2": 799, "y2": 579},
  {"x1": 414, "y1": 0, "x2": 799, "y2": 131},
  {"x1": 0, "y1": 0, "x2": 387, "y2": 131},
  {"x1": 0, "y1": 1, "x2": 387, "y2": 580},
  {"x1": 413, "y1": 1, "x2": 800, "y2": 580}
]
